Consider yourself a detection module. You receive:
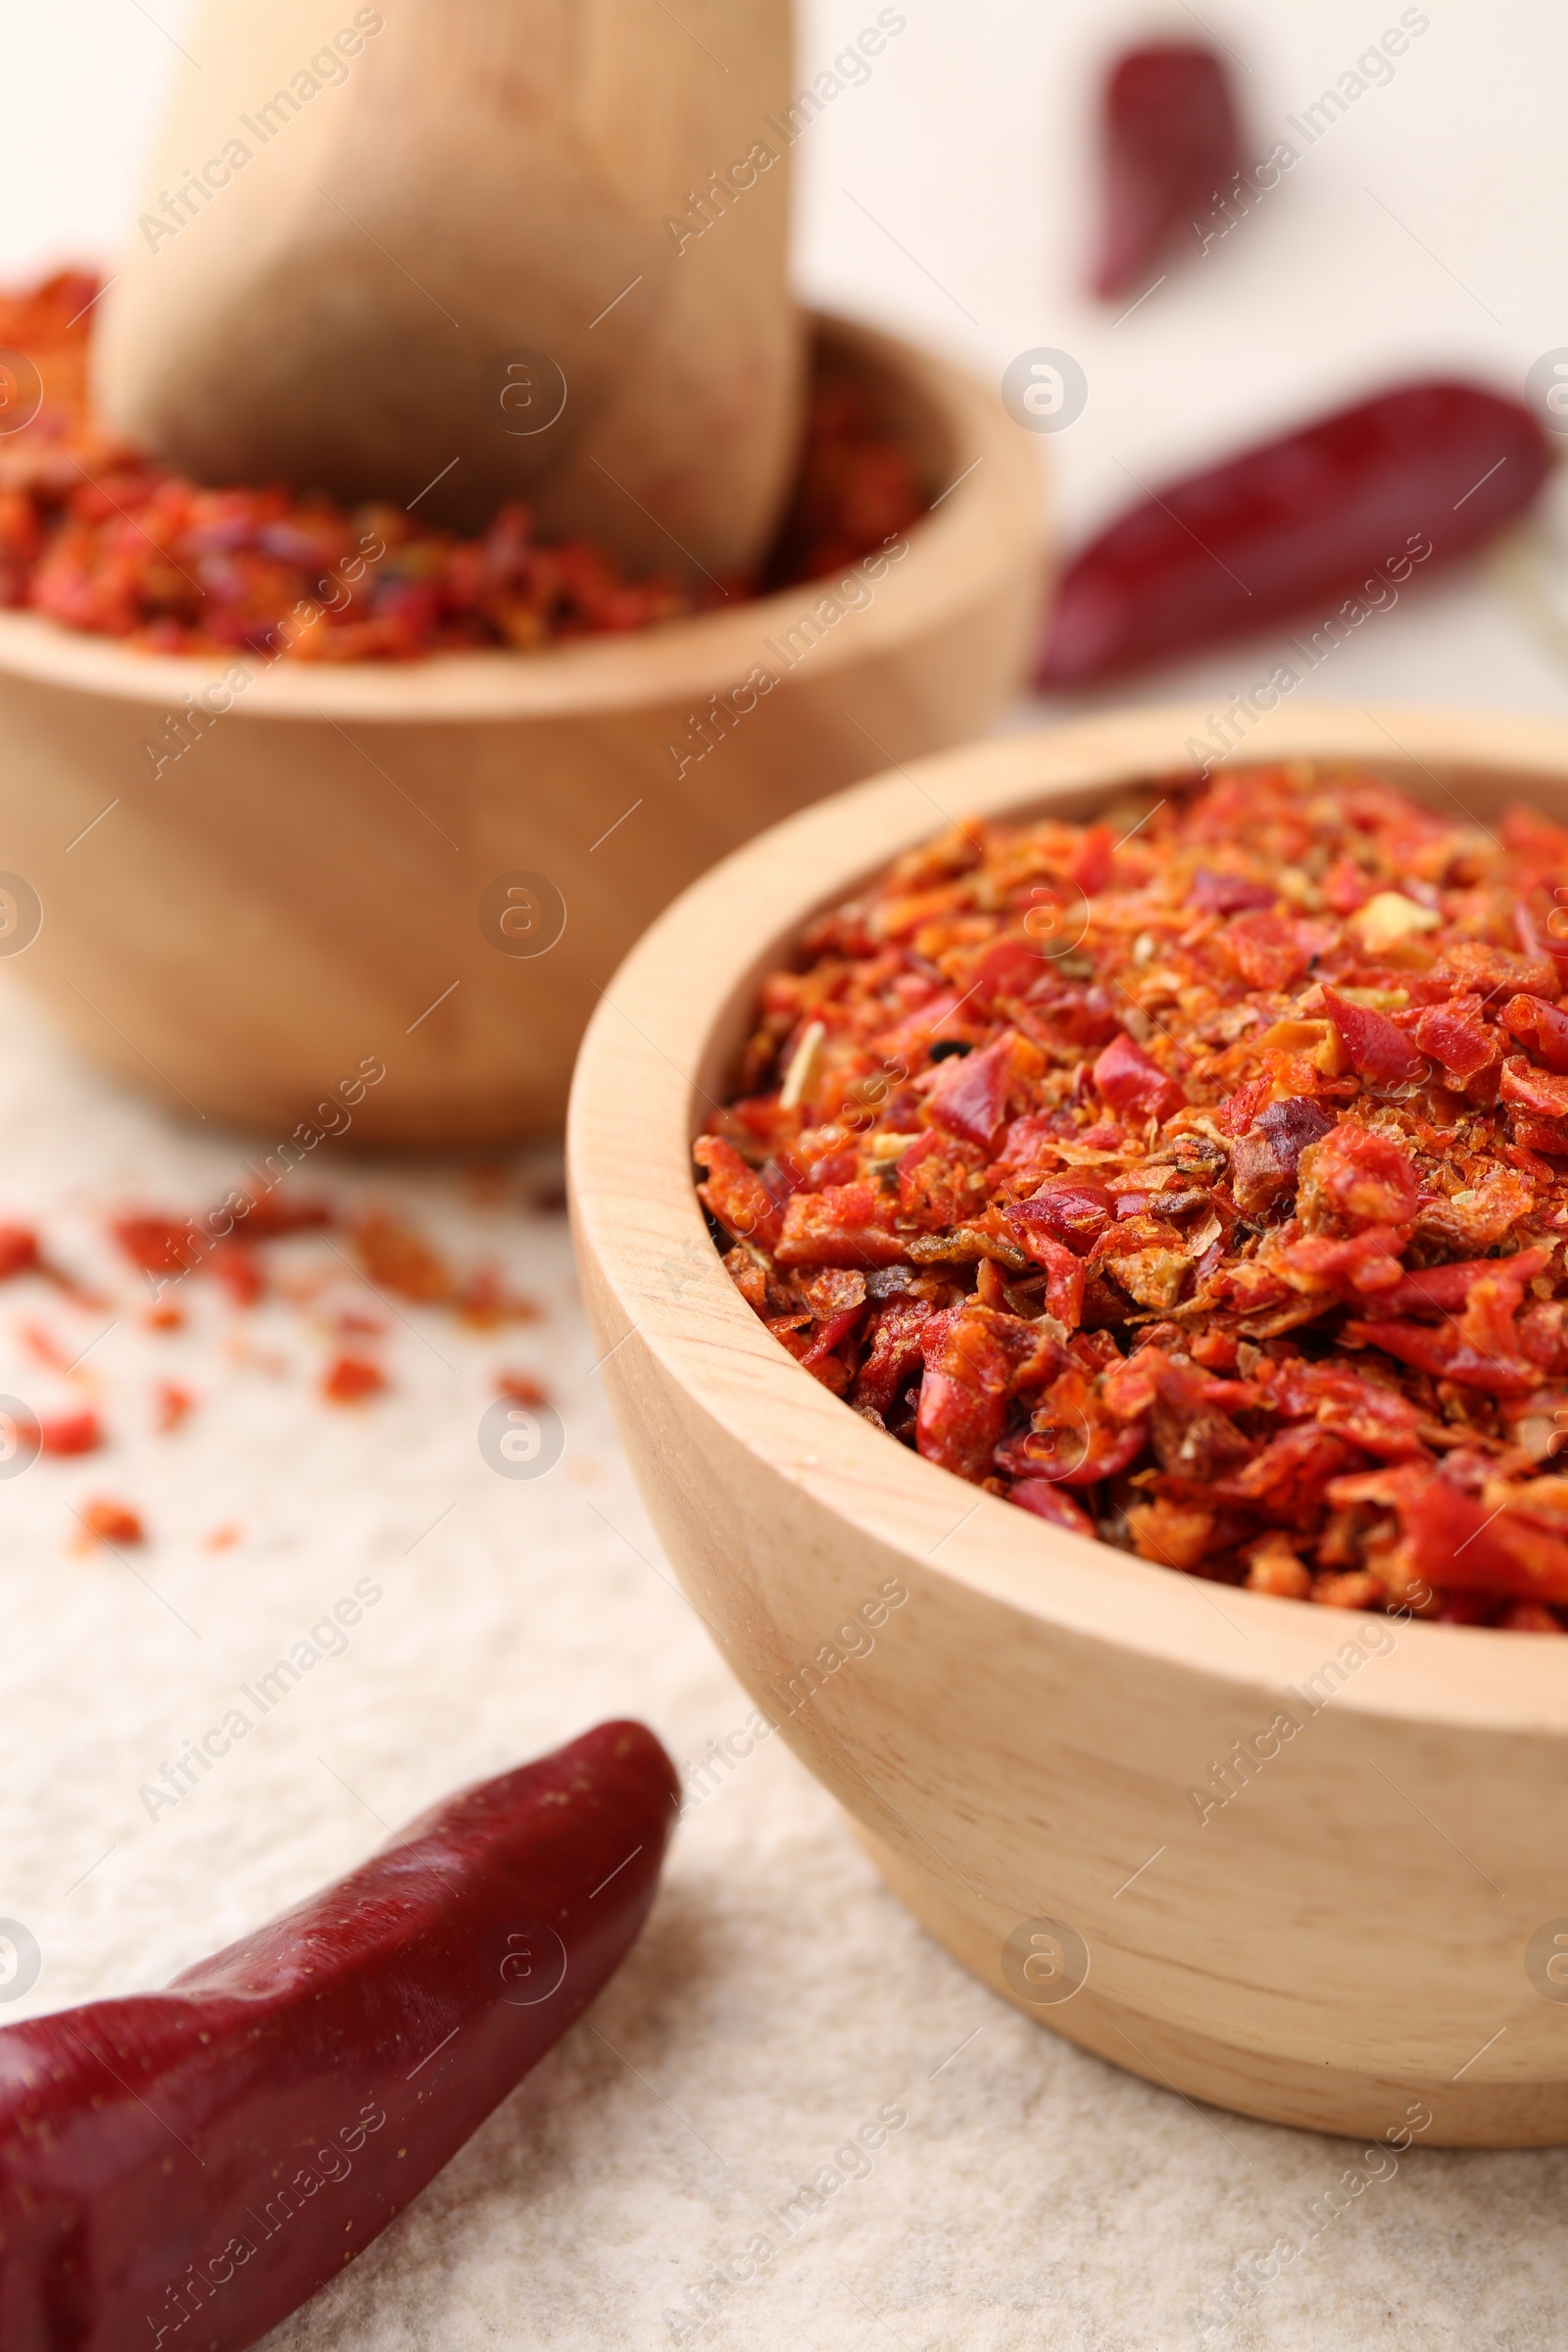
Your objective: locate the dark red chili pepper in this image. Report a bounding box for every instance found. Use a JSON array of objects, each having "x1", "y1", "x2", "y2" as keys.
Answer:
[
  {"x1": 1091, "y1": 43, "x2": 1245, "y2": 301},
  {"x1": 0, "y1": 1718, "x2": 677, "y2": 2351},
  {"x1": 1036, "y1": 379, "x2": 1552, "y2": 686}
]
